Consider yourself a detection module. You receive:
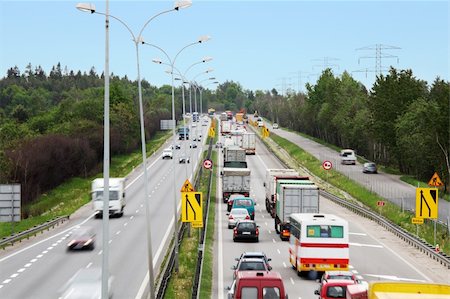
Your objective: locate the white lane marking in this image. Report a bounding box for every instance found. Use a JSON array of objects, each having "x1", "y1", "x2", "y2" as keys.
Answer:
[
  {"x1": 352, "y1": 270, "x2": 359, "y2": 274},
  {"x1": 86, "y1": 262, "x2": 92, "y2": 269},
  {"x1": 17, "y1": 268, "x2": 25, "y2": 273},
  {"x1": 42, "y1": 250, "x2": 48, "y2": 254},
  {"x1": 349, "y1": 242, "x2": 383, "y2": 248},
  {"x1": 349, "y1": 232, "x2": 367, "y2": 236},
  {"x1": 290, "y1": 277, "x2": 295, "y2": 285},
  {"x1": 130, "y1": 216, "x2": 134, "y2": 220},
  {"x1": 52, "y1": 243, "x2": 58, "y2": 246},
  {"x1": 0, "y1": 214, "x2": 94, "y2": 263},
  {"x1": 152, "y1": 190, "x2": 155, "y2": 194},
  {"x1": 255, "y1": 153, "x2": 269, "y2": 170},
  {"x1": 37, "y1": 254, "x2": 43, "y2": 258},
  {"x1": 135, "y1": 209, "x2": 139, "y2": 213},
  {"x1": 98, "y1": 250, "x2": 102, "y2": 255},
  {"x1": 24, "y1": 263, "x2": 32, "y2": 268},
  {"x1": 124, "y1": 222, "x2": 128, "y2": 227},
  {"x1": 0, "y1": 285, "x2": 3, "y2": 289},
  {"x1": 265, "y1": 222, "x2": 268, "y2": 226},
  {"x1": 262, "y1": 215, "x2": 265, "y2": 218},
  {"x1": 277, "y1": 249, "x2": 281, "y2": 255},
  {"x1": 30, "y1": 259, "x2": 37, "y2": 263},
  {"x1": 268, "y1": 230, "x2": 272, "y2": 234},
  {"x1": 47, "y1": 247, "x2": 53, "y2": 250},
  {"x1": 108, "y1": 240, "x2": 112, "y2": 244},
  {"x1": 272, "y1": 239, "x2": 276, "y2": 243},
  {"x1": 2, "y1": 279, "x2": 11, "y2": 284},
  {"x1": 283, "y1": 262, "x2": 287, "y2": 268},
  {"x1": 364, "y1": 274, "x2": 427, "y2": 282},
  {"x1": 116, "y1": 230, "x2": 121, "y2": 235},
  {"x1": 348, "y1": 265, "x2": 354, "y2": 269},
  {"x1": 57, "y1": 240, "x2": 62, "y2": 243},
  {"x1": 10, "y1": 274, "x2": 18, "y2": 278},
  {"x1": 140, "y1": 204, "x2": 143, "y2": 208}
]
